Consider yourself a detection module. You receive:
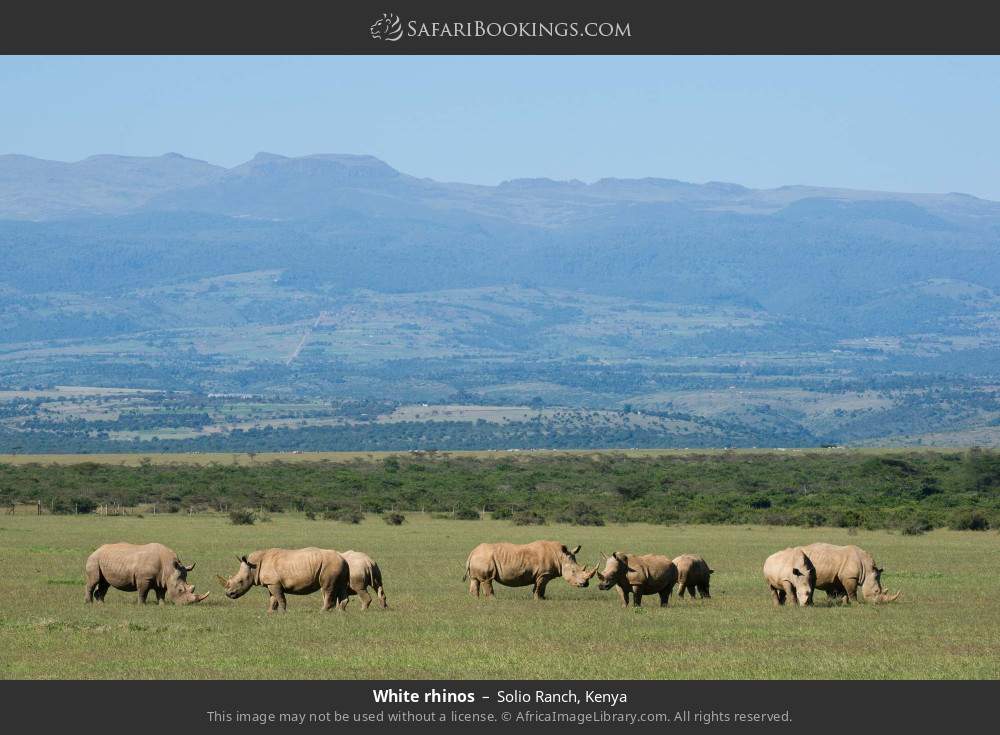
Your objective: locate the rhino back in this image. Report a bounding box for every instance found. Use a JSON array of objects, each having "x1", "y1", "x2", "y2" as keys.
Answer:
[
  {"x1": 261, "y1": 548, "x2": 344, "y2": 592},
  {"x1": 484, "y1": 541, "x2": 559, "y2": 584},
  {"x1": 342, "y1": 550, "x2": 376, "y2": 589},
  {"x1": 803, "y1": 543, "x2": 861, "y2": 588},
  {"x1": 92, "y1": 543, "x2": 167, "y2": 587},
  {"x1": 764, "y1": 547, "x2": 810, "y2": 585},
  {"x1": 629, "y1": 554, "x2": 676, "y2": 590},
  {"x1": 674, "y1": 554, "x2": 709, "y2": 581}
]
